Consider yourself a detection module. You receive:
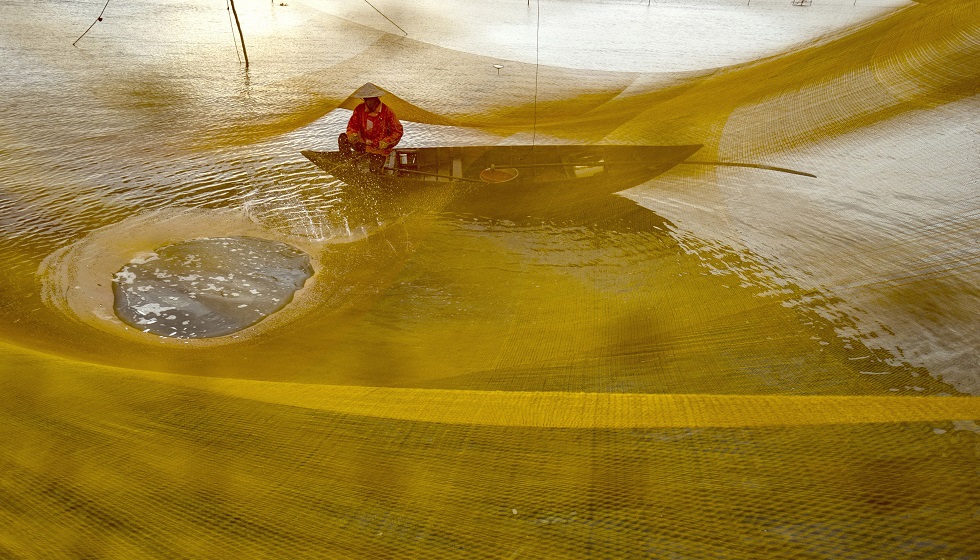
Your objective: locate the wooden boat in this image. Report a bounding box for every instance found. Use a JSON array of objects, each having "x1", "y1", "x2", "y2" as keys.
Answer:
[{"x1": 301, "y1": 144, "x2": 703, "y2": 221}]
